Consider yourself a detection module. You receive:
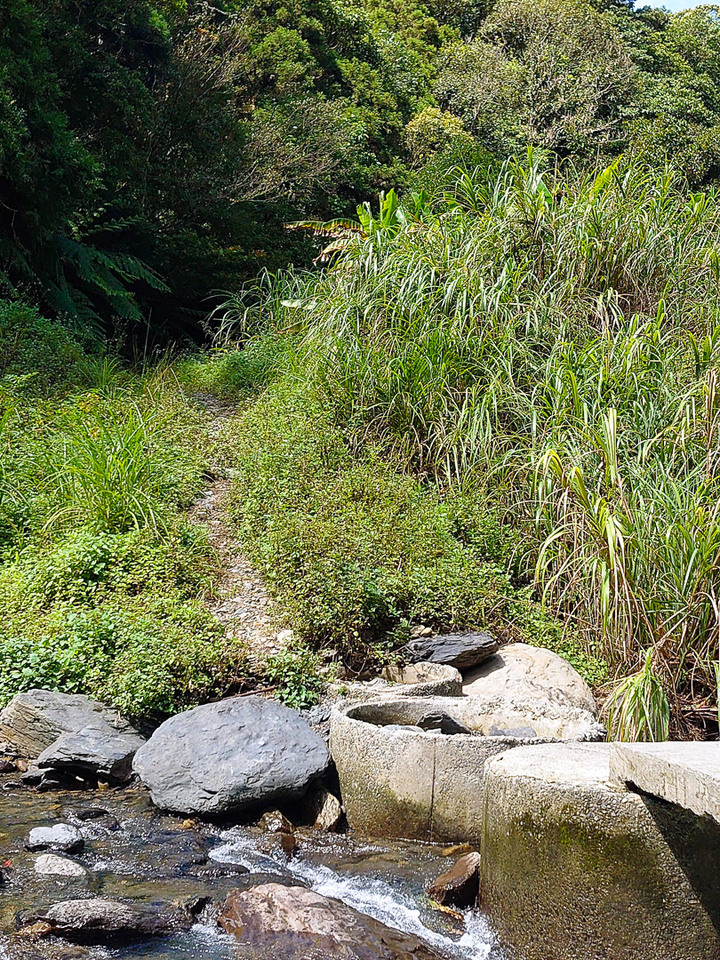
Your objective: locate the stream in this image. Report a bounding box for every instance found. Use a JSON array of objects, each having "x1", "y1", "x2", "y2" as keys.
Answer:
[{"x1": 0, "y1": 777, "x2": 503, "y2": 960}]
